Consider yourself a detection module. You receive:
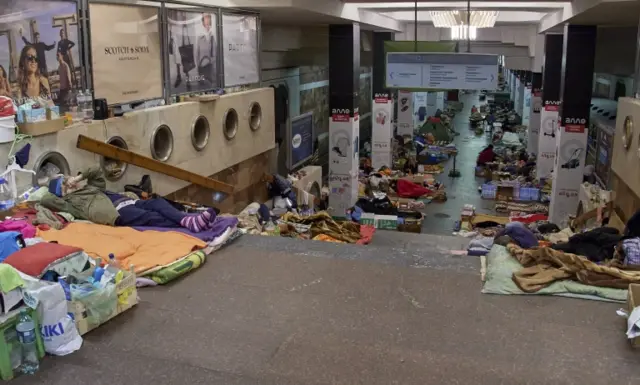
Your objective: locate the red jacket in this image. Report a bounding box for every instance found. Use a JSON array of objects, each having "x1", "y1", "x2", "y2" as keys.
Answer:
[{"x1": 477, "y1": 148, "x2": 495, "y2": 165}]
